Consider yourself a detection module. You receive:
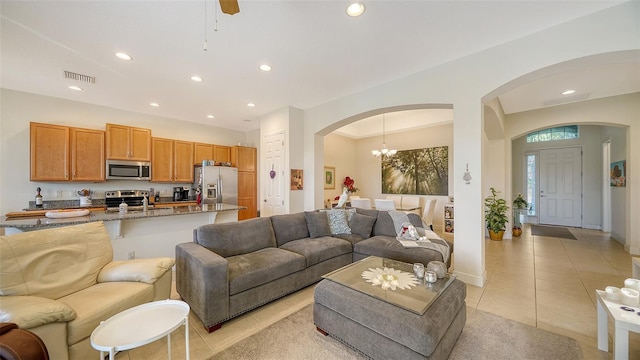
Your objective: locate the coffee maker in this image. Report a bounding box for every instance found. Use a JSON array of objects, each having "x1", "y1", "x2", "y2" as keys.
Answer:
[{"x1": 173, "y1": 186, "x2": 189, "y2": 201}]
